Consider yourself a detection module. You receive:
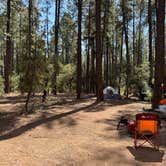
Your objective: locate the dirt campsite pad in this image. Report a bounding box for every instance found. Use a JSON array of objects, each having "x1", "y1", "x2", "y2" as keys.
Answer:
[{"x1": 0, "y1": 94, "x2": 166, "y2": 166}]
